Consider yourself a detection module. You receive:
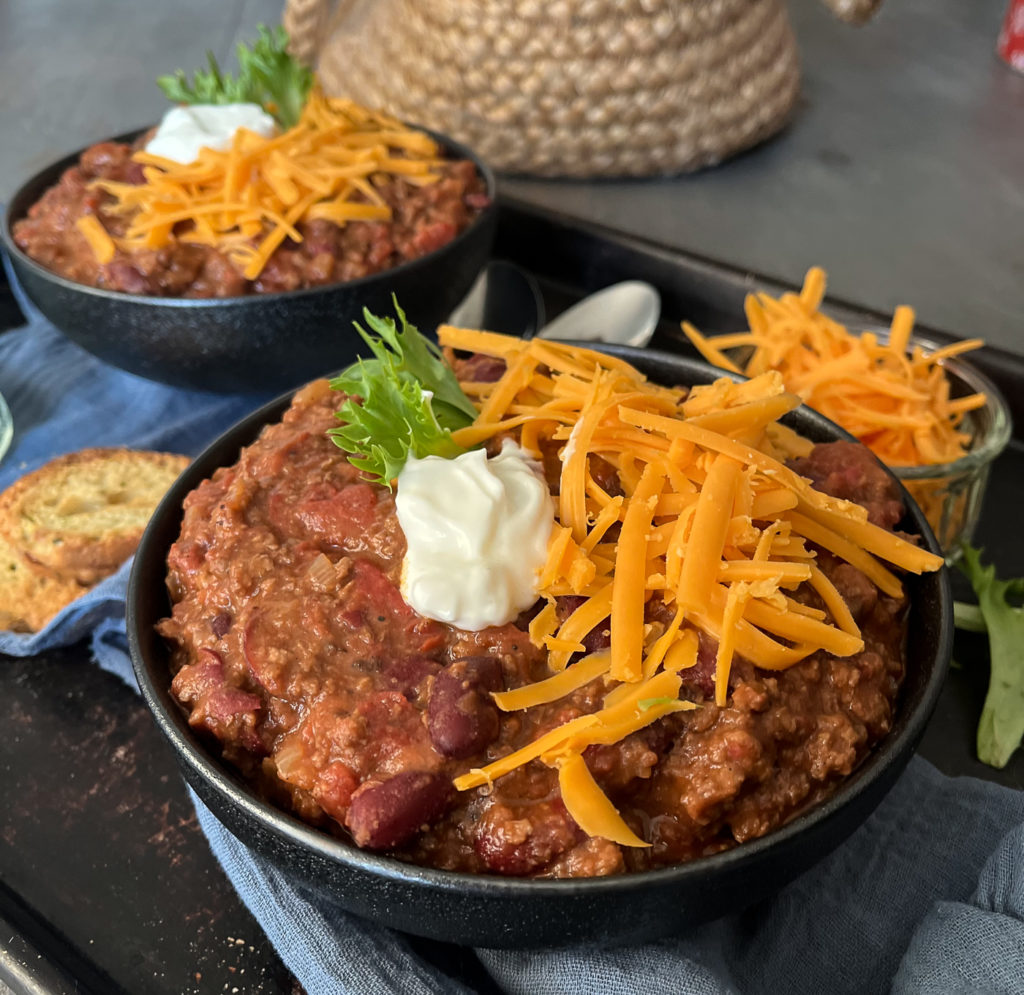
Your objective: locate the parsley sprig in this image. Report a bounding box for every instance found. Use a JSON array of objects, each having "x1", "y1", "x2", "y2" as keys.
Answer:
[
  {"x1": 328, "y1": 301, "x2": 478, "y2": 487},
  {"x1": 156, "y1": 26, "x2": 313, "y2": 129}
]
